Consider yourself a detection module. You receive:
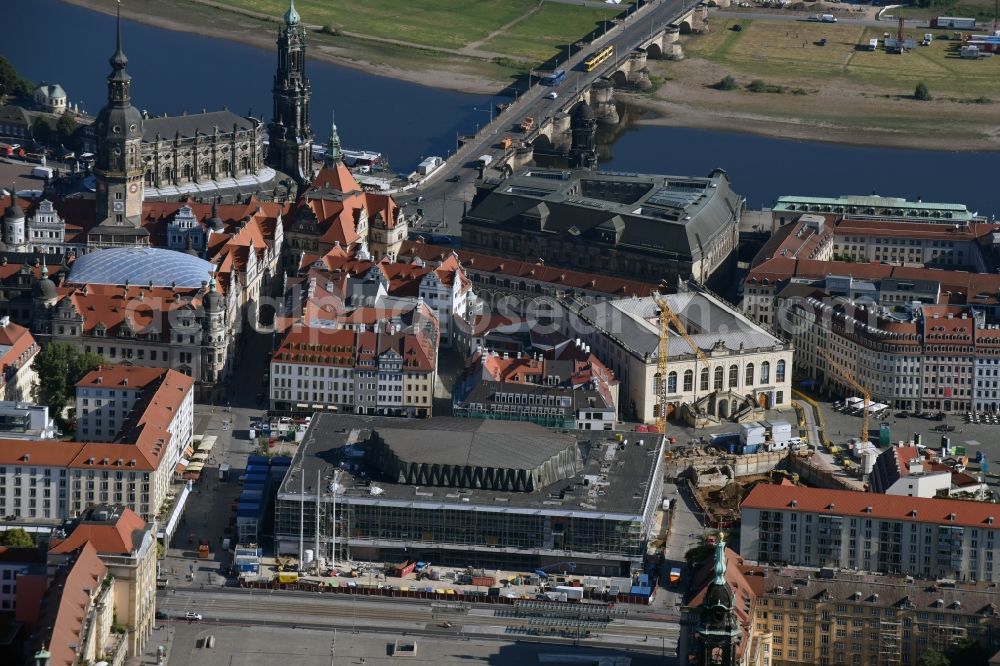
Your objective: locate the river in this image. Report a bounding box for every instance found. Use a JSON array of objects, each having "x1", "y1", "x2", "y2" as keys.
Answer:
[{"x1": 7, "y1": 0, "x2": 1000, "y2": 215}]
